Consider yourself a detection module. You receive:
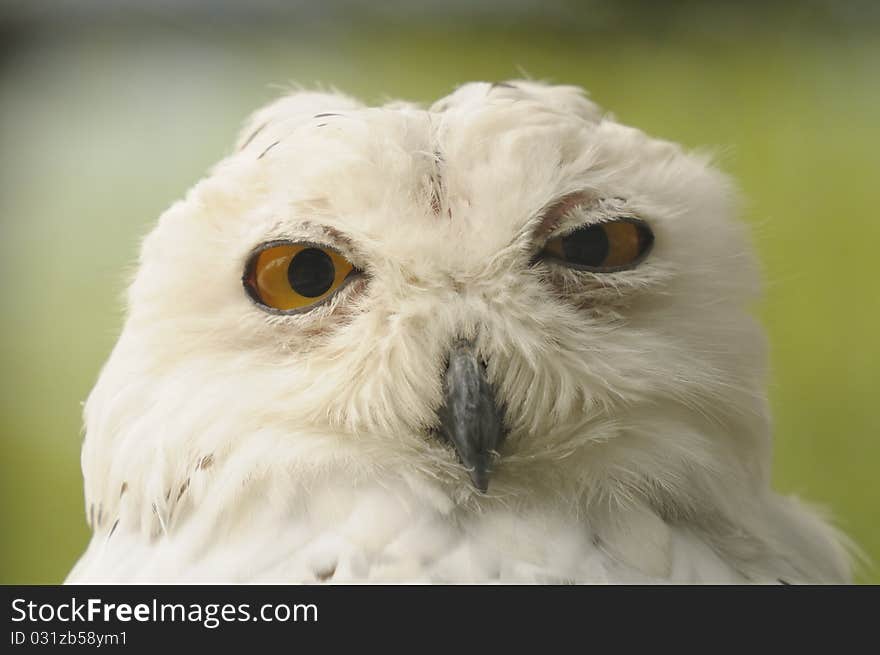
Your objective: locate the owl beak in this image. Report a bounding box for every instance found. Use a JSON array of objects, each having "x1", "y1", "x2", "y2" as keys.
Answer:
[{"x1": 436, "y1": 339, "x2": 505, "y2": 493}]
